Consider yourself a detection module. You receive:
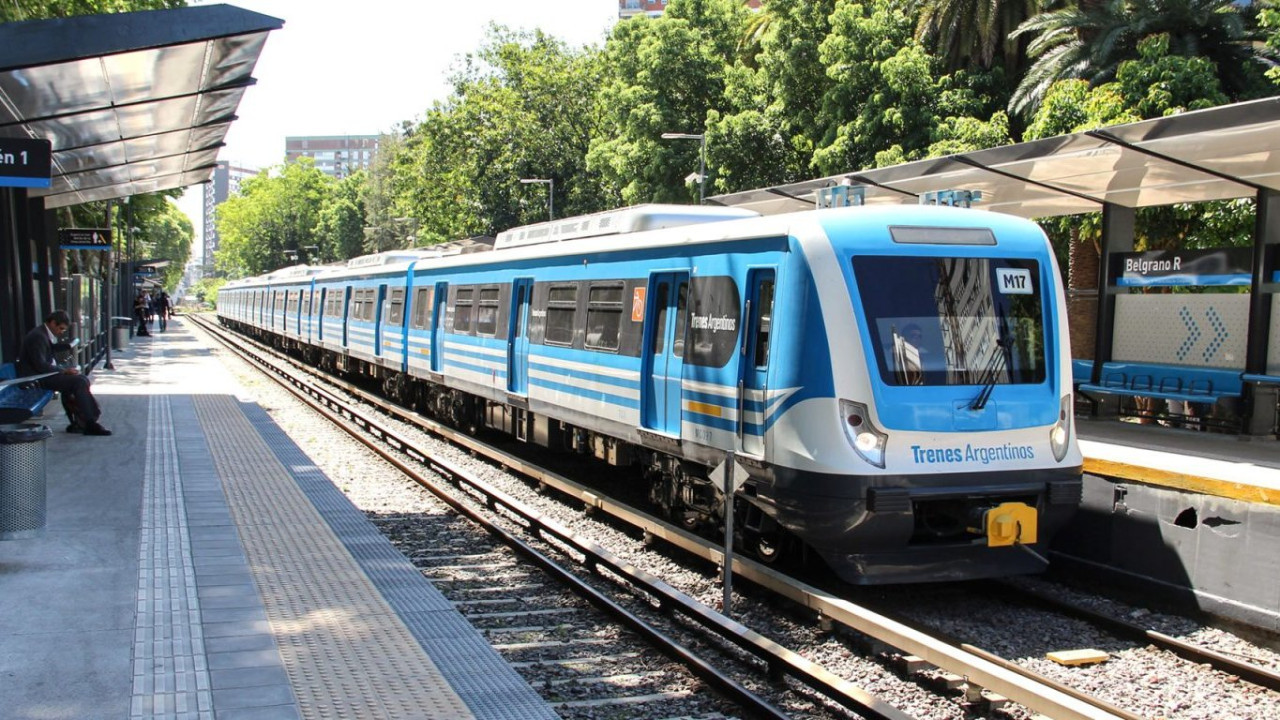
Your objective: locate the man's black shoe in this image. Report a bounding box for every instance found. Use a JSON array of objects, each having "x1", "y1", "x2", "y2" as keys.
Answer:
[
  {"x1": 83, "y1": 423, "x2": 113, "y2": 436},
  {"x1": 66, "y1": 423, "x2": 83, "y2": 434}
]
